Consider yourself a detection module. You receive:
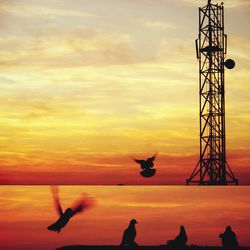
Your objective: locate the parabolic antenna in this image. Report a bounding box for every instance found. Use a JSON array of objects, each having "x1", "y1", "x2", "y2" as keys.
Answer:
[{"x1": 225, "y1": 59, "x2": 235, "y2": 69}]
